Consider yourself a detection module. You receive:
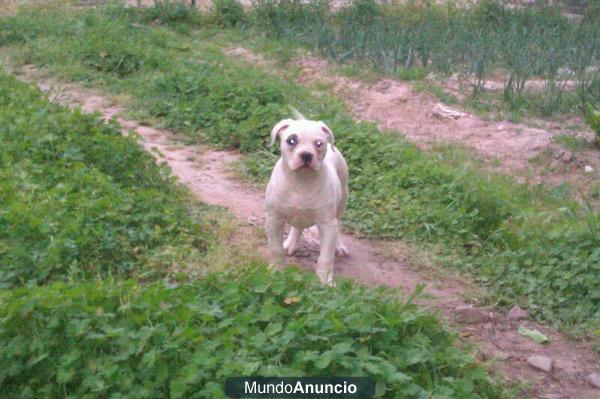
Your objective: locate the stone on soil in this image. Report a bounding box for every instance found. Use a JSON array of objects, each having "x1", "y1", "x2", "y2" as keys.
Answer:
[
  {"x1": 586, "y1": 372, "x2": 600, "y2": 389},
  {"x1": 527, "y1": 355, "x2": 553, "y2": 373}
]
